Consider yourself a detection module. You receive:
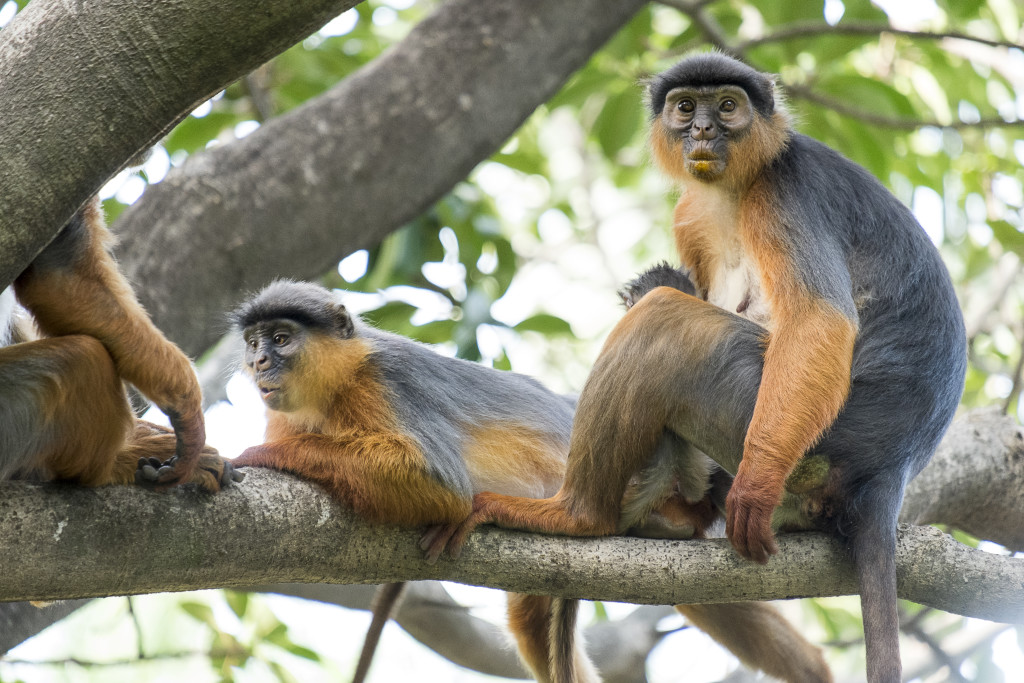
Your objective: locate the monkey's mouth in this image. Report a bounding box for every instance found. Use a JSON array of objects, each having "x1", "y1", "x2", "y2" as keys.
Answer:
[
  {"x1": 258, "y1": 384, "x2": 279, "y2": 400},
  {"x1": 687, "y1": 148, "x2": 718, "y2": 161}
]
